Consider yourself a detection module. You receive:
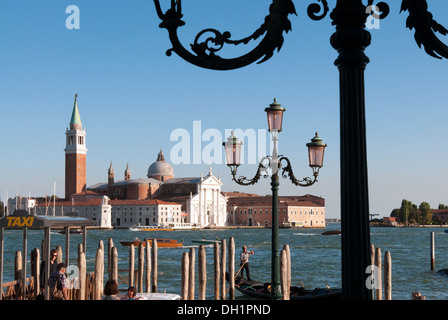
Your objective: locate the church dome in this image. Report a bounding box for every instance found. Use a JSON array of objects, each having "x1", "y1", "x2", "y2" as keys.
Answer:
[{"x1": 147, "y1": 149, "x2": 174, "y2": 181}]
